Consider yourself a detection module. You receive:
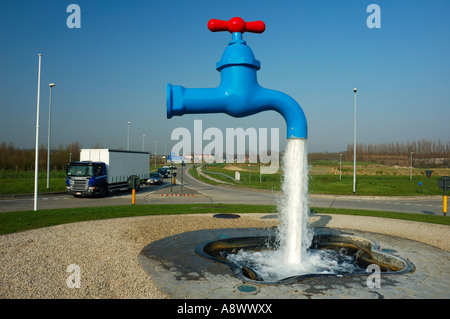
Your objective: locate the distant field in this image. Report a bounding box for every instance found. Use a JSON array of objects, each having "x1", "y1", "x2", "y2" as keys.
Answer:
[{"x1": 197, "y1": 162, "x2": 449, "y2": 196}]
